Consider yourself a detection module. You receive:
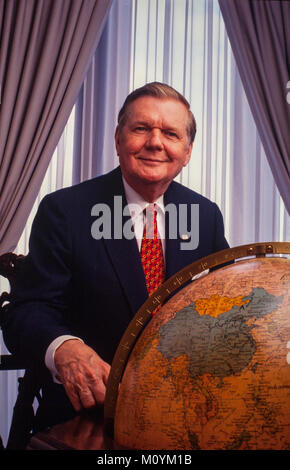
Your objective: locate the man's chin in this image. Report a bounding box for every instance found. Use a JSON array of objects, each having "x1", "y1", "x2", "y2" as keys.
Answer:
[{"x1": 137, "y1": 171, "x2": 167, "y2": 185}]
